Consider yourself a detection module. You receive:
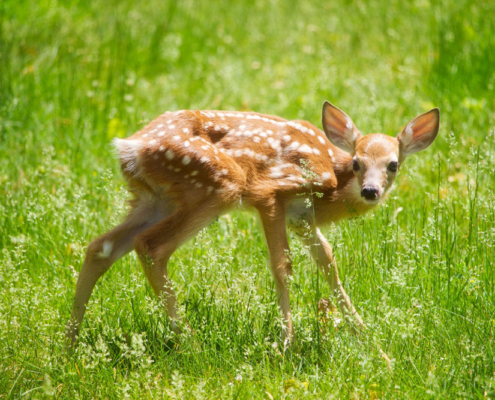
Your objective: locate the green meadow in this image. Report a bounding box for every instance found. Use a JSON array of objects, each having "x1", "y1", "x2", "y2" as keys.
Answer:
[{"x1": 1, "y1": 0, "x2": 495, "y2": 398}]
